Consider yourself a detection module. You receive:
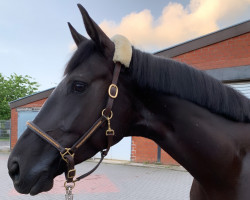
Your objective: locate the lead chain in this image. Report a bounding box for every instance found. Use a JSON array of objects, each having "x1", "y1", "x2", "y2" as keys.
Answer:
[
  {"x1": 65, "y1": 185, "x2": 74, "y2": 200},
  {"x1": 64, "y1": 181, "x2": 75, "y2": 200}
]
